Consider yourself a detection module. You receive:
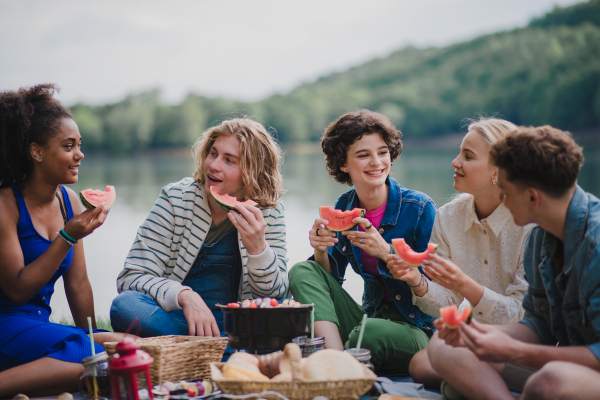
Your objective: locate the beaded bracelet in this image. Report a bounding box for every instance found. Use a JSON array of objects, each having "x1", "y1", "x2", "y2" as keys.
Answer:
[
  {"x1": 409, "y1": 273, "x2": 426, "y2": 289},
  {"x1": 58, "y1": 228, "x2": 78, "y2": 245}
]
